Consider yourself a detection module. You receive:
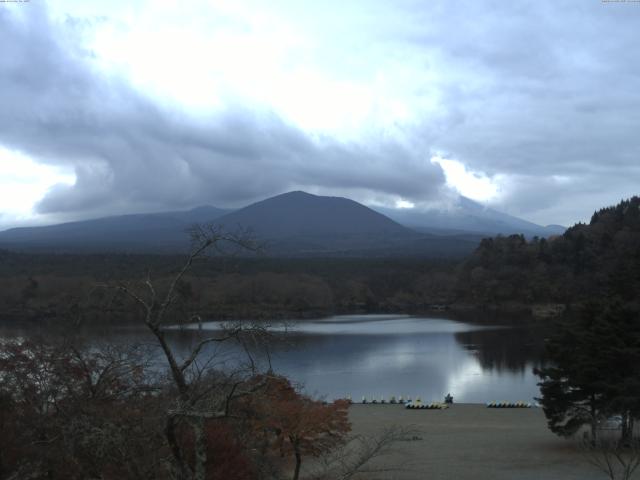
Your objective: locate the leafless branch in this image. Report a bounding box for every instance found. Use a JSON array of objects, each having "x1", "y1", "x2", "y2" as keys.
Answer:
[
  {"x1": 307, "y1": 425, "x2": 423, "y2": 480},
  {"x1": 581, "y1": 435, "x2": 640, "y2": 480},
  {"x1": 179, "y1": 328, "x2": 241, "y2": 373}
]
